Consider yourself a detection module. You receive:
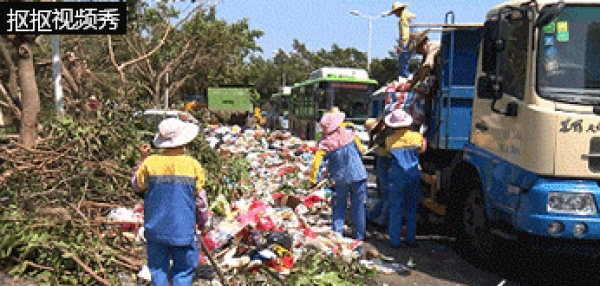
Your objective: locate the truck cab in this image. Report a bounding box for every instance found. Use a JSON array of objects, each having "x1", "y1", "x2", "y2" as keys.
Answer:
[{"x1": 420, "y1": 0, "x2": 600, "y2": 259}]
